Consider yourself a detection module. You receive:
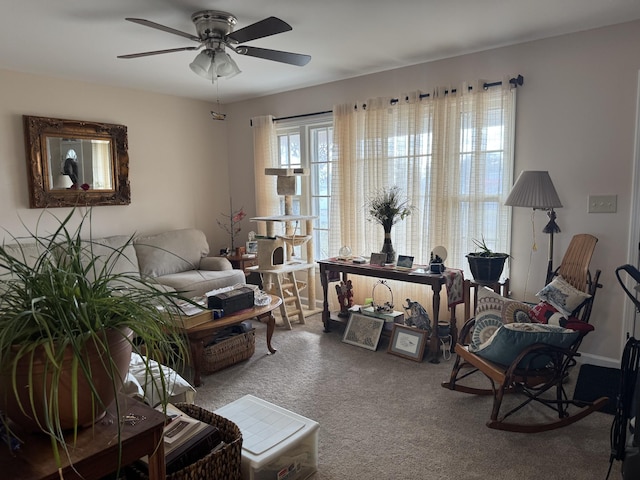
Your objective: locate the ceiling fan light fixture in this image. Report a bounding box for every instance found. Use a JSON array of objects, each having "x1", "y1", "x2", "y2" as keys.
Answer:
[
  {"x1": 189, "y1": 50, "x2": 214, "y2": 78},
  {"x1": 120, "y1": 11, "x2": 310, "y2": 82},
  {"x1": 213, "y1": 48, "x2": 241, "y2": 79}
]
